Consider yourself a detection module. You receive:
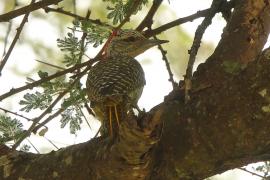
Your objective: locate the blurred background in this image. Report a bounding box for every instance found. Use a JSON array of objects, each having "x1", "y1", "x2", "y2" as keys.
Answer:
[{"x1": 0, "y1": 0, "x2": 268, "y2": 179}]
